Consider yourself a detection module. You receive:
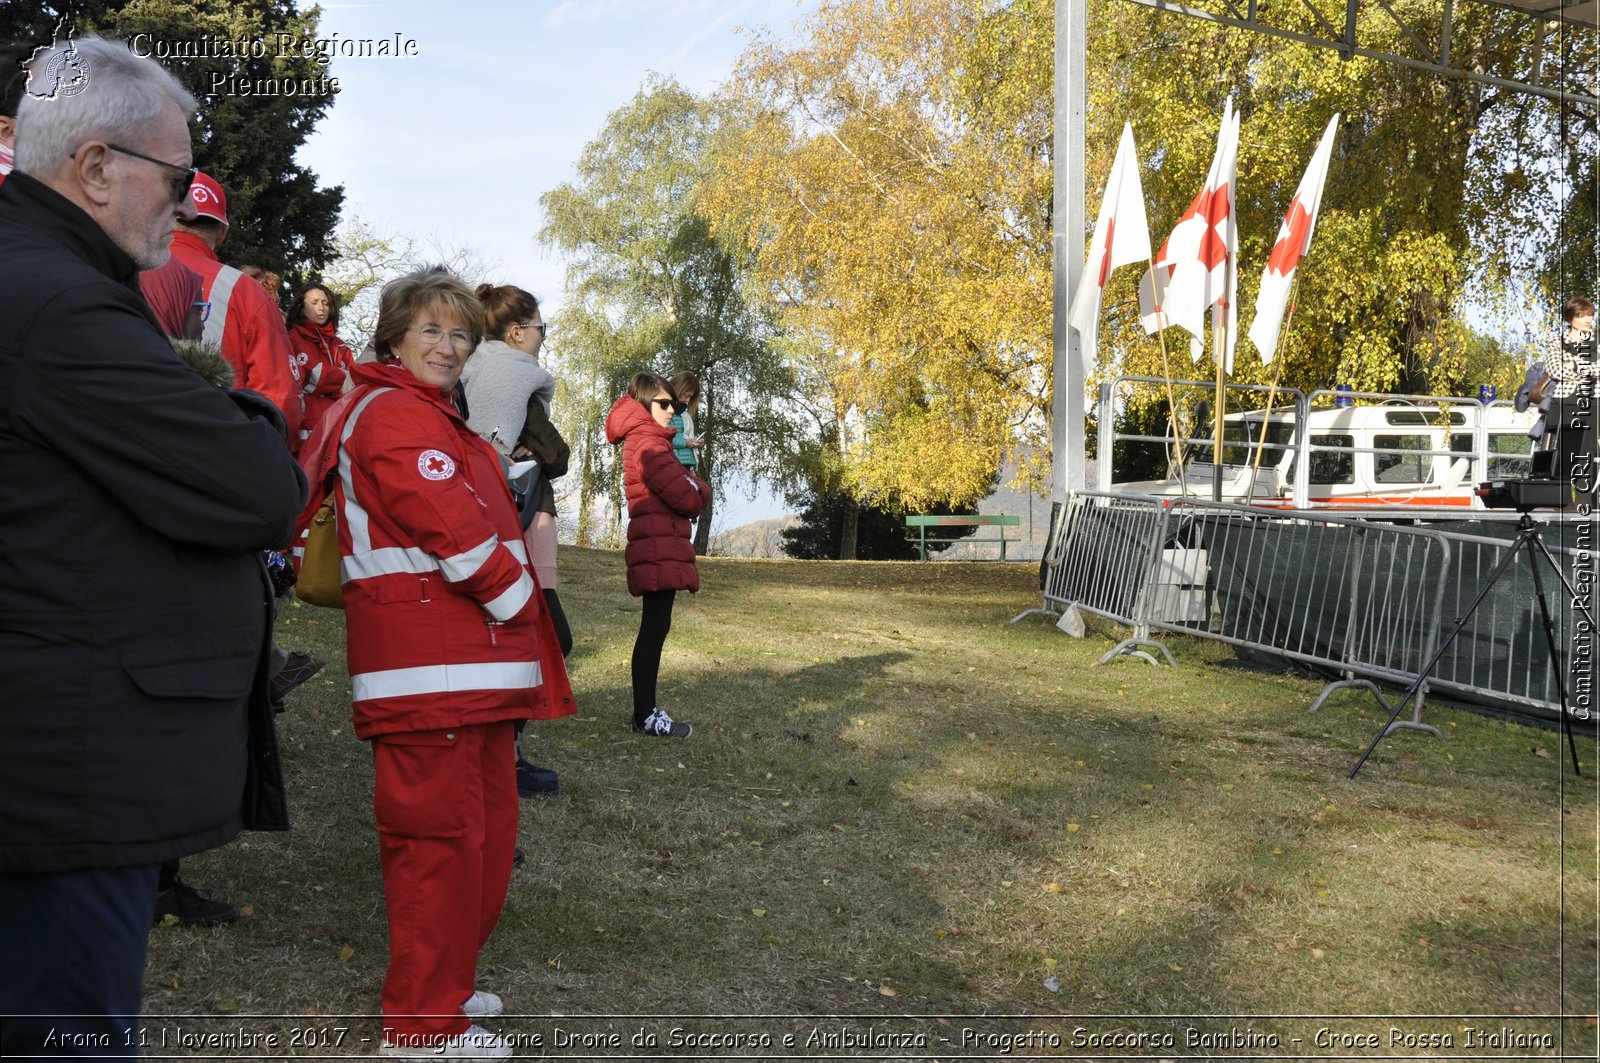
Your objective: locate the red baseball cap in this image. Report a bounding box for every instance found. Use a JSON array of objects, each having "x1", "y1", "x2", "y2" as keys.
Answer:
[{"x1": 188, "y1": 171, "x2": 228, "y2": 227}]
